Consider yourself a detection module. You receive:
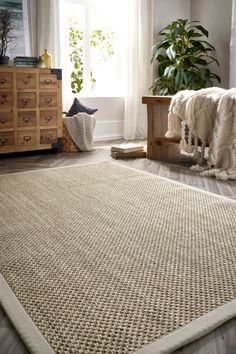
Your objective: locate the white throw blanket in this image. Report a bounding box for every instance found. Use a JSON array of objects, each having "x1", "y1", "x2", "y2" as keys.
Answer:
[
  {"x1": 63, "y1": 113, "x2": 96, "y2": 152},
  {"x1": 166, "y1": 88, "x2": 236, "y2": 180}
]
